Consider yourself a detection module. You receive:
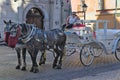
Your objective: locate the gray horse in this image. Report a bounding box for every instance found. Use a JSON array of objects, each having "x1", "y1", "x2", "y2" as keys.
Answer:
[
  {"x1": 4, "y1": 20, "x2": 46, "y2": 72},
  {"x1": 5, "y1": 20, "x2": 66, "y2": 73}
]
